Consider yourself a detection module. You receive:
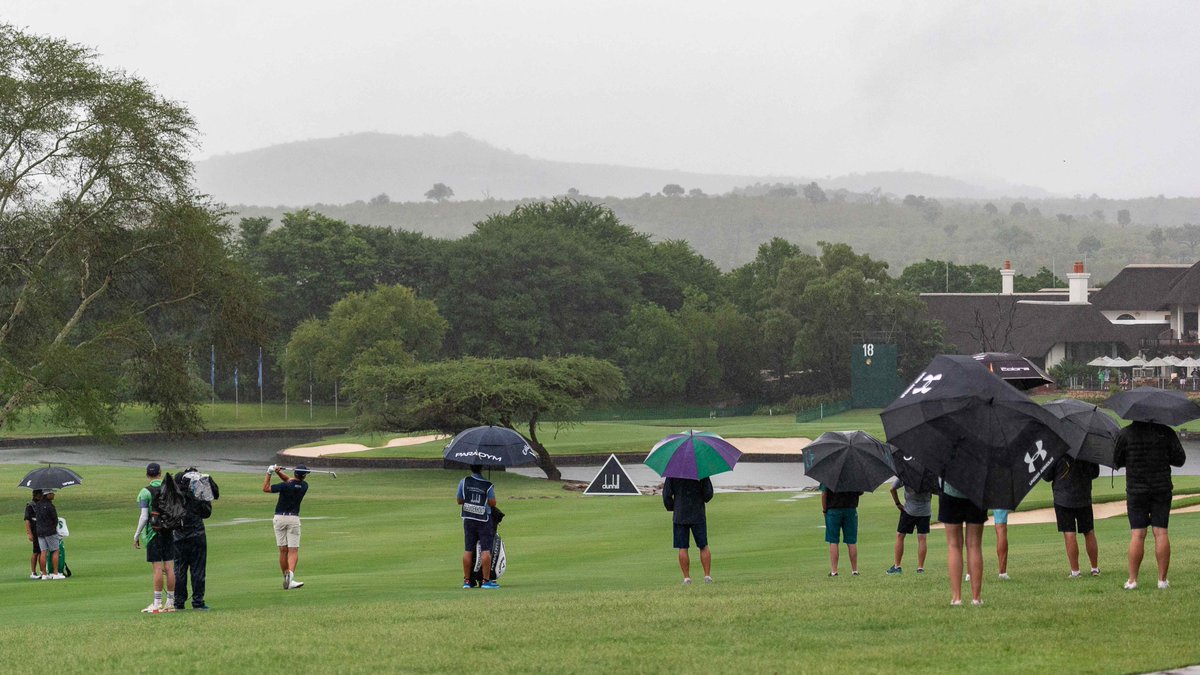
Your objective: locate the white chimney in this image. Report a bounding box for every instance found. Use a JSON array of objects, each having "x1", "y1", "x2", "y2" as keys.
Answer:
[
  {"x1": 1068, "y1": 261, "x2": 1090, "y2": 303},
  {"x1": 1000, "y1": 260, "x2": 1015, "y2": 295}
]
